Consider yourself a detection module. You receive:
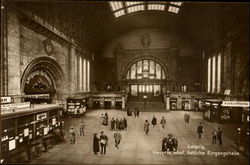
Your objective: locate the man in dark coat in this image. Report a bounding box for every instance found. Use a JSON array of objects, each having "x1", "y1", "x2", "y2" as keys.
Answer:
[
  {"x1": 93, "y1": 133, "x2": 99, "y2": 154},
  {"x1": 123, "y1": 117, "x2": 127, "y2": 131},
  {"x1": 197, "y1": 122, "x2": 203, "y2": 139},
  {"x1": 217, "y1": 127, "x2": 222, "y2": 145},
  {"x1": 136, "y1": 109, "x2": 140, "y2": 118},
  {"x1": 151, "y1": 115, "x2": 157, "y2": 127},
  {"x1": 111, "y1": 118, "x2": 115, "y2": 131}
]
